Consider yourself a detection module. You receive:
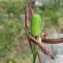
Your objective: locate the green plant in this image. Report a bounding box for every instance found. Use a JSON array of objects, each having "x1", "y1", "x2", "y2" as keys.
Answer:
[
  {"x1": 0, "y1": 12, "x2": 22, "y2": 58},
  {"x1": 31, "y1": 14, "x2": 41, "y2": 36},
  {"x1": 50, "y1": 15, "x2": 59, "y2": 25},
  {"x1": 0, "y1": 1, "x2": 25, "y2": 16},
  {"x1": 33, "y1": 7, "x2": 42, "y2": 15},
  {"x1": 25, "y1": 4, "x2": 55, "y2": 63},
  {"x1": 30, "y1": 14, "x2": 41, "y2": 63},
  {"x1": 43, "y1": 9, "x2": 53, "y2": 17}
]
